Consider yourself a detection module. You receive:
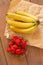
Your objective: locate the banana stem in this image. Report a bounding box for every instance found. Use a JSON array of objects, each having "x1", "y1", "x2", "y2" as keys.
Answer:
[
  {"x1": 37, "y1": 20, "x2": 40, "y2": 25},
  {"x1": 38, "y1": 20, "x2": 43, "y2": 26}
]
